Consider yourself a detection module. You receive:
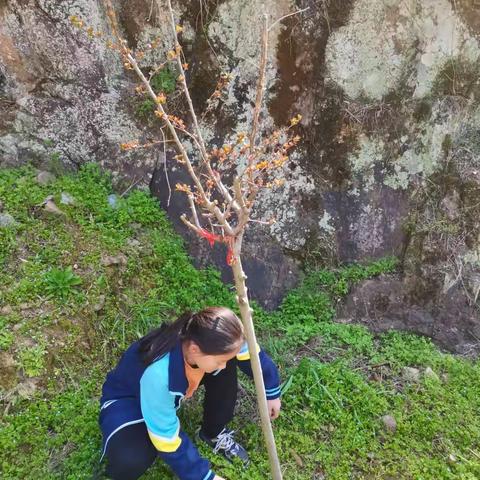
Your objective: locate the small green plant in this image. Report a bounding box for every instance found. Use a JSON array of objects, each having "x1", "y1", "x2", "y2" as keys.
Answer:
[
  {"x1": 44, "y1": 266, "x2": 82, "y2": 299},
  {"x1": 136, "y1": 98, "x2": 156, "y2": 118},
  {"x1": 50, "y1": 151, "x2": 61, "y2": 162},
  {"x1": 0, "y1": 318, "x2": 14, "y2": 350},
  {"x1": 19, "y1": 344, "x2": 46, "y2": 377},
  {"x1": 432, "y1": 57, "x2": 480, "y2": 100},
  {"x1": 151, "y1": 67, "x2": 176, "y2": 94},
  {"x1": 47, "y1": 151, "x2": 67, "y2": 176},
  {"x1": 136, "y1": 68, "x2": 177, "y2": 118}
]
